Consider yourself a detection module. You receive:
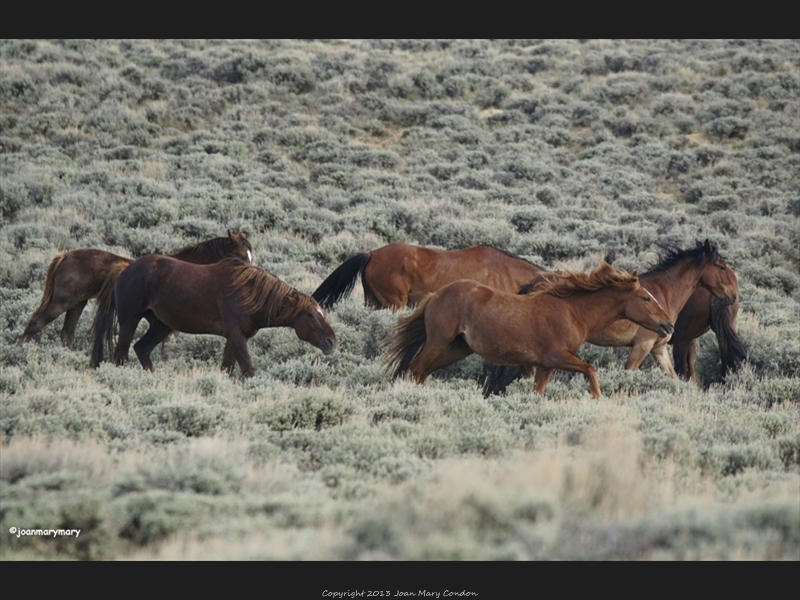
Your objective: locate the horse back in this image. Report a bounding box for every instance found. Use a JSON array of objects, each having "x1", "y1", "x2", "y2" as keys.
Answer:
[
  {"x1": 117, "y1": 256, "x2": 231, "y2": 335},
  {"x1": 364, "y1": 243, "x2": 543, "y2": 308},
  {"x1": 58, "y1": 249, "x2": 133, "y2": 299},
  {"x1": 418, "y1": 246, "x2": 544, "y2": 296},
  {"x1": 429, "y1": 278, "x2": 541, "y2": 329}
]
